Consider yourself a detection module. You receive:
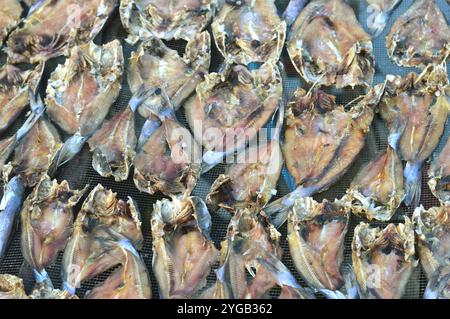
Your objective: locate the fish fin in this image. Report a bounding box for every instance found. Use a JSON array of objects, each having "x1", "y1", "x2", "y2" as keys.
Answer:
[{"x1": 403, "y1": 162, "x2": 422, "y2": 207}]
